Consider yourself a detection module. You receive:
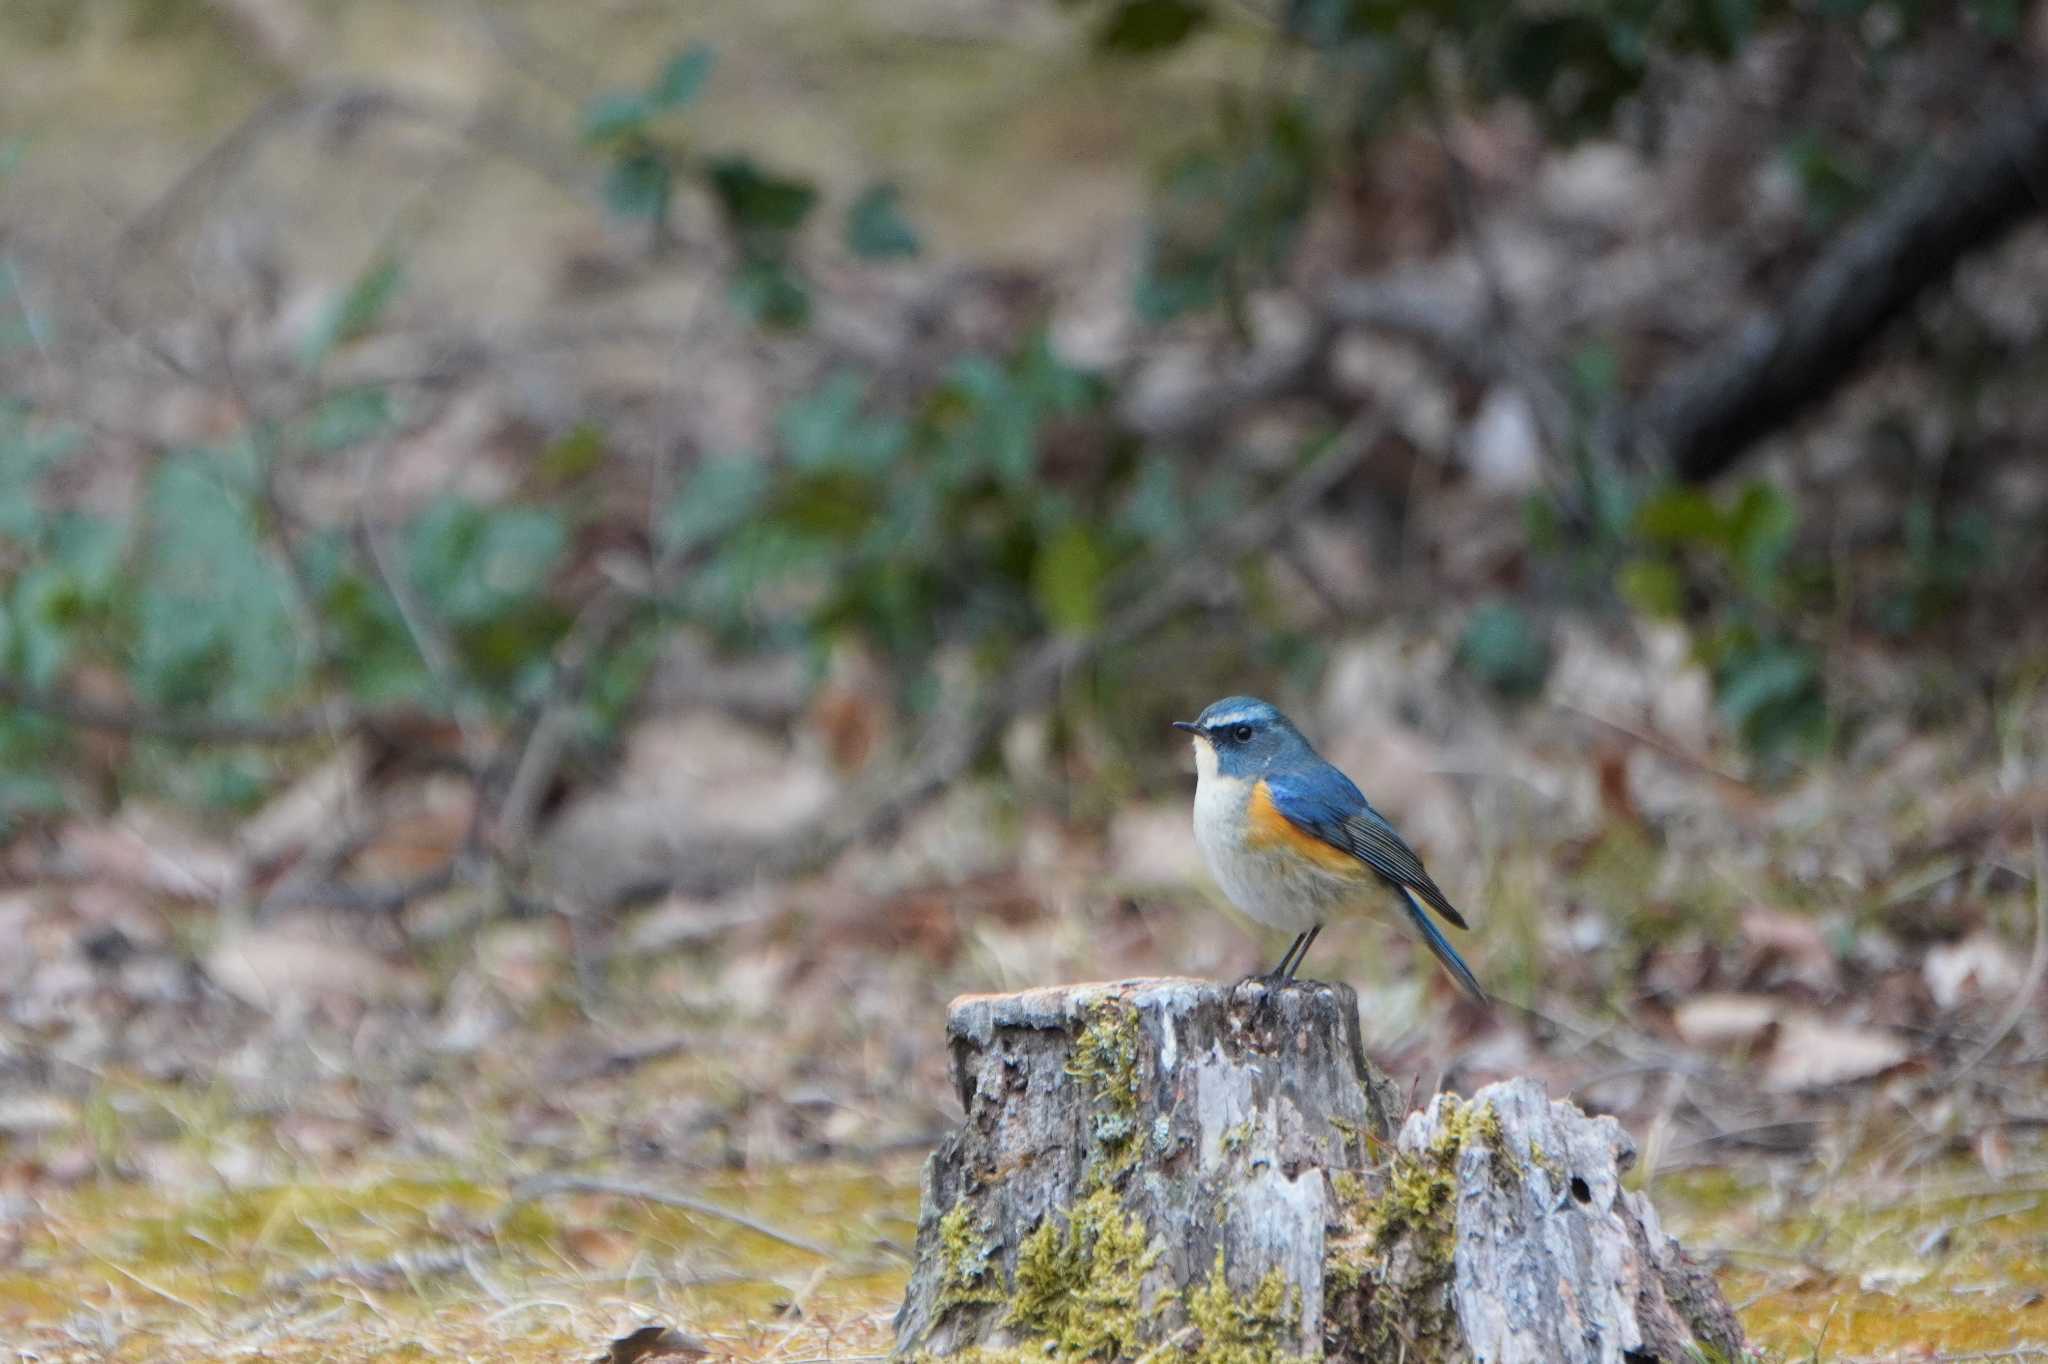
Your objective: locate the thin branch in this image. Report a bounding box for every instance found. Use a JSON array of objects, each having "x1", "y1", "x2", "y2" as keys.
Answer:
[
  {"x1": 1955, "y1": 815, "x2": 2048, "y2": 1075},
  {"x1": 354, "y1": 441, "x2": 493, "y2": 771},
  {"x1": 501, "y1": 1174, "x2": 841, "y2": 1262},
  {"x1": 493, "y1": 580, "x2": 646, "y2": 851},
  {"x1": 0, "y1": 679, "x2": 364, "y2": 745}
]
